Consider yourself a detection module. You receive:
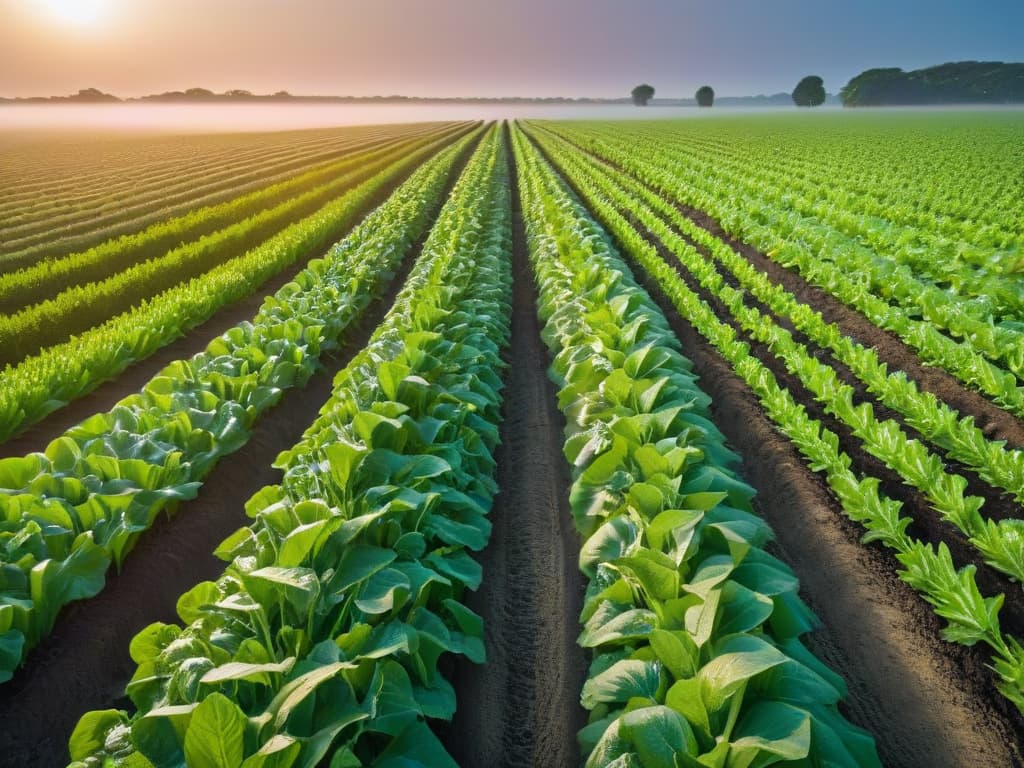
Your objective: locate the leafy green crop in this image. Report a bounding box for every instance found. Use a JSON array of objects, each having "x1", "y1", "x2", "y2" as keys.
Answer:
[
  {"x1": 0, "y1": 129, "x2": 464, "y2": 367},
  {"x1": 0, "y1": 128, "x2": 479, "y2": 685},
  {"x1": 522, "y1": 121, "x2": 1024, "y2": 714},
  {"x1": 512, "y1": 124, "x2": 881, "y2": 767},
  {"x1": 0, "y1": 125, "x2": 459, "y2": 315},
  {"x1": 542, "y1": 120, "x2": 1024, "y2": 416},
  {"x1": 0, "y1": 126, "x2": 474, "y2": 445},
  {"x1": 67, "y1": 125, "x2": 512, "y2": 768},
  {"x1": 527, "y1": 123, "x2": 1024, "y2": 586}
]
